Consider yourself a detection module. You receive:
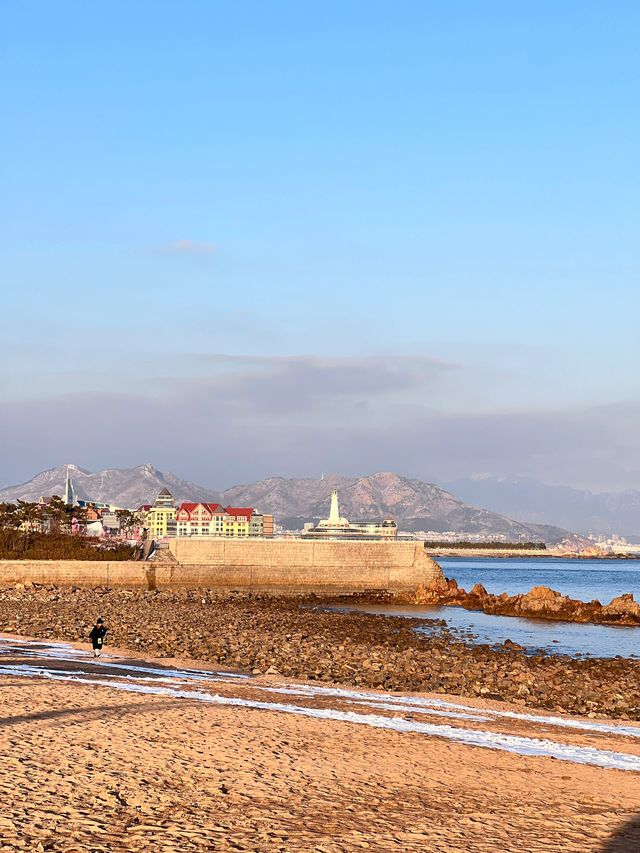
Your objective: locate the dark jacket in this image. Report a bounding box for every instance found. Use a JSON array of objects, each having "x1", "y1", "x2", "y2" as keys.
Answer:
[{"x1": 89, "y1": 625, "x2": 108, "y2": 649}]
